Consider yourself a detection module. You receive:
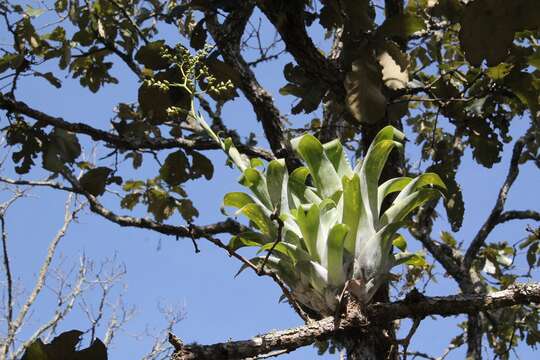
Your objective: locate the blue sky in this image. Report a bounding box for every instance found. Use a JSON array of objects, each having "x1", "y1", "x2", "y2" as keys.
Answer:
[{"x1": 1, "y1": 2, "x2": 540, "y2": 359}]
